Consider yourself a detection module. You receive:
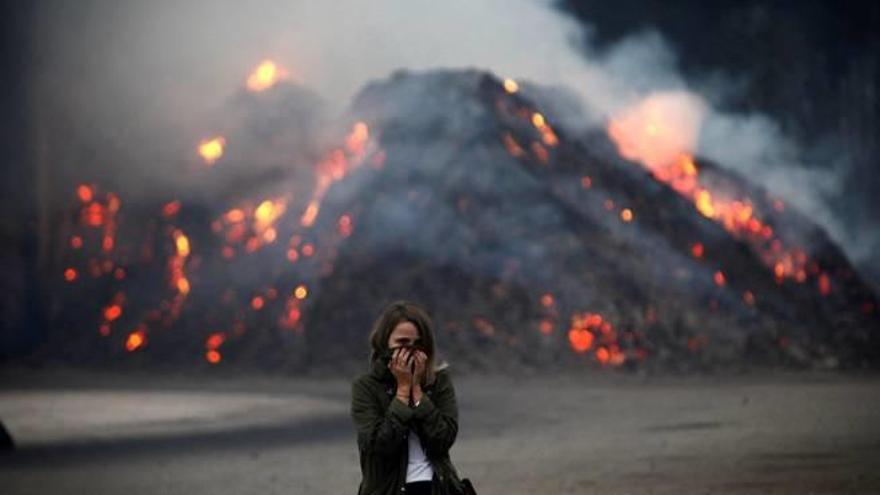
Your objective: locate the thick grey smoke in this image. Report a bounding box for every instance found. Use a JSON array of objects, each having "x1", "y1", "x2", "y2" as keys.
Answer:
[{"x1": 31, "y1": 0, "x2": 861, "y2": 267}]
